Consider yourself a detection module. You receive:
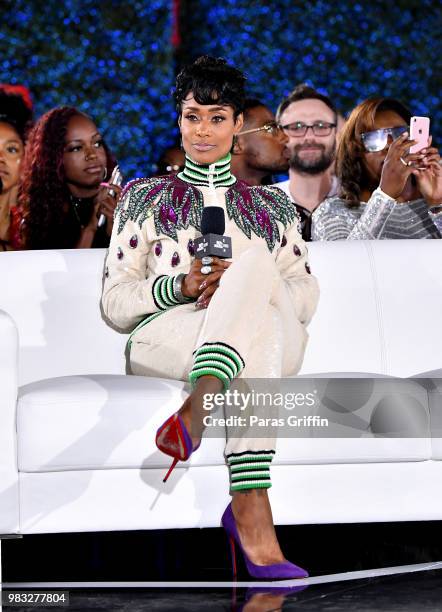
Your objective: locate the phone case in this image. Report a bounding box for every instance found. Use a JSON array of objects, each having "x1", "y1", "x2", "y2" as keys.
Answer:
[
  {"x1": 110, "y1": 165, "x2": 123, "y2": 186},
  {"x1": 409, "y1": 116, "x2": 430, "y2": 154}
]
